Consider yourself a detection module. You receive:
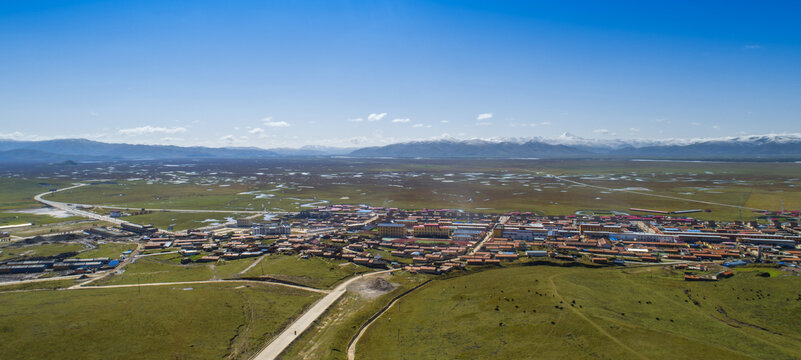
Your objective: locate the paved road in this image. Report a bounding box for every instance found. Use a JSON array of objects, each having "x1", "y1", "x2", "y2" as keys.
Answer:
[
  {"x1": 251, "y1": 269, "x2": 399, "y2": 360},
  {"x1": 75, "y1": 279, "x2": 330, "y2": 294},
  {"x1": 34, "y1": 184, "x2": 132, "y2": 226},
  {"x1": 96, "y1": 206, "x2": 266, "y2": 214},
  {"x1": 33, "y1": 184, "x2": 266, "y2": 235},
  {"x1": 35, "y1": 183, "x2": 276, "y2": 216},
  {"x1": 468, "y1": 215, "x2": 510, "y2": 255}
]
